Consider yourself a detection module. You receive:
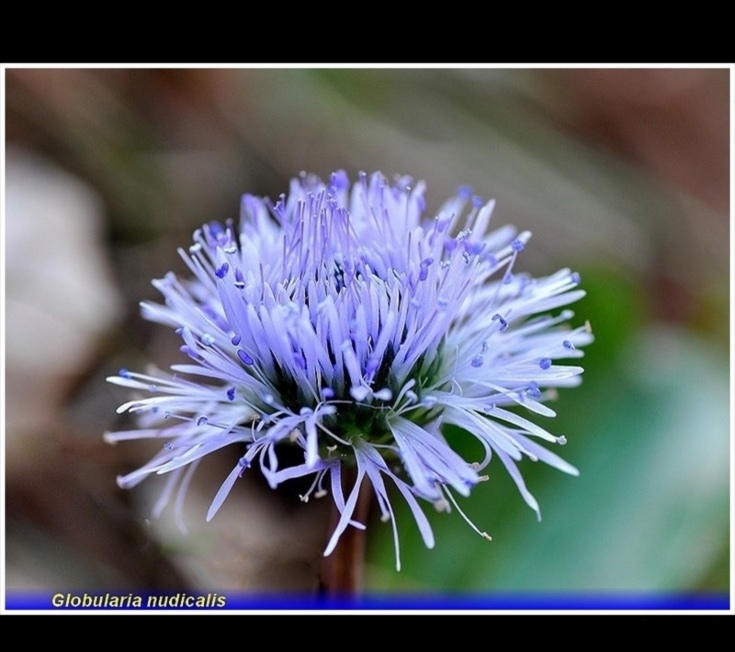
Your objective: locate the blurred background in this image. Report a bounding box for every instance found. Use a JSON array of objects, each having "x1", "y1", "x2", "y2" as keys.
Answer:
[{"x1": 4, "y1": 67, "x2": 730, "y2": 602}]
